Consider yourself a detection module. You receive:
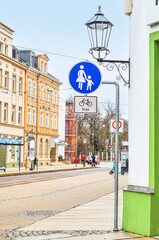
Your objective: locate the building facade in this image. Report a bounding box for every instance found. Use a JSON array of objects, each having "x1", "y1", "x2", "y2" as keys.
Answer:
[
  {"x1": 123, "y1": 0, "x2": 159, "y2": 236},
  {"x1": 65, "y1": 100, "x2": 76, "y2": 162},
  {"x1": 21, "y1": 51, "x2": 62, "y2": 166},
  {"x1": 0, "y1": 23, "x2": 27, "y2": 169}
]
